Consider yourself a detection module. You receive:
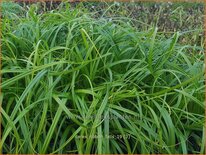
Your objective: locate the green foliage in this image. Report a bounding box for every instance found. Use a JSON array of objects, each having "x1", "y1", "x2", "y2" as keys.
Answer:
[
  {"x1": 1, "y1": 2, "x2": 205, "y2": 154},
  {"x1": 1, "y1": 1, "x2": 24, "y2": 17}
]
